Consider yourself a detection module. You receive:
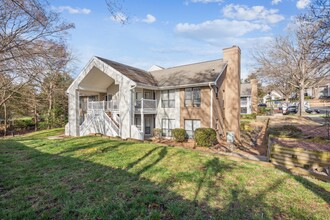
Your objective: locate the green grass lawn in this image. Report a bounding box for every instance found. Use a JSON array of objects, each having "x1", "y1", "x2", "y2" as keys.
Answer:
[{"x1": 1, "y1": 129, "x2": 329, "y2": 219}]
